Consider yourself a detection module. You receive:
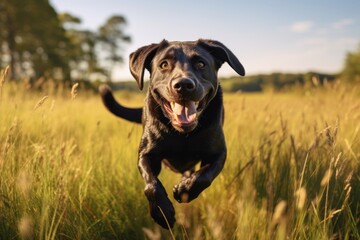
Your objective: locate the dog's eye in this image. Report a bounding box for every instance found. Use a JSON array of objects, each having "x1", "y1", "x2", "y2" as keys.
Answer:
[
  {"x1": 159, "y1": 61, "x2": 169, "y2": 70},
  {"x1": 195, "y1": 61, "x2": 205, "y2": 69}
]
